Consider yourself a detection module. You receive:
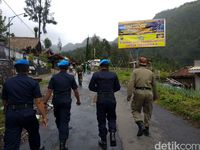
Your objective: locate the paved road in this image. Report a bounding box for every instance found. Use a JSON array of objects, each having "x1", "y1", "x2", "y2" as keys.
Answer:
[{"x1": 20, "y1": 73, "x2": 200, "y2": 150}]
